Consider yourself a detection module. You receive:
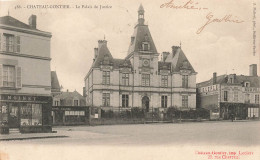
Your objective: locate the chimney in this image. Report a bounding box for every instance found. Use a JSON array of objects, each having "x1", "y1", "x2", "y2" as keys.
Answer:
[
  {"x1": 83, "y1": 87, "x2": 86, "y2": 97},
  {"x1": 249, "y1": 64, "x2": 257, "y2": 76},
  {"x1": 29, "y1": 15, "x2": 37, "y2": 29},
  {"x1": 93, "y1": 48, "x2": 98, "y2": 61},
  {"x1": 98, "y1": 40, "x2": 107, "y2": 49},
  {"x1": 213, "y1": 72, "x2": 217, "y2": 84},
  {"x1": 162, "y1": 52, "x2": 170, "y2": 62},
  {"x1": 131, "y1": 36, "x2": 135, "y2": 44}
]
